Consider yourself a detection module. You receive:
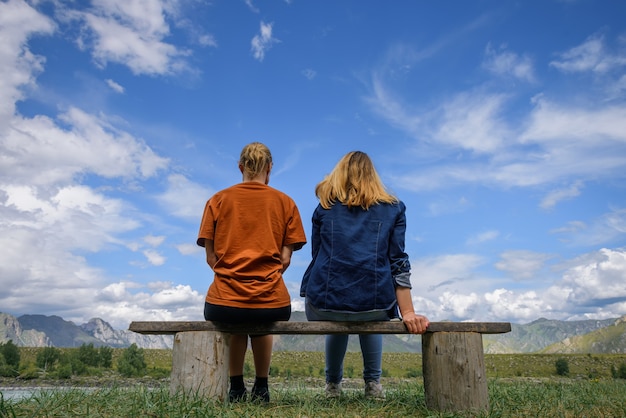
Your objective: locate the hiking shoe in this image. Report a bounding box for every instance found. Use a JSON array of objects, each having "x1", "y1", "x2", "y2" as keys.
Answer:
[
  {"x1": 228, "y1": 387, "x2": 248, "y2": 403},
  {"x1": 364, "y1": 381, "x2": 385, "y2": 400},
  {"x1": 251, "y1": 385, "x2": 270, "y2": 403},
  {"x1": 325, "y1": 382, "x2": 342, "y2": 398}
]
